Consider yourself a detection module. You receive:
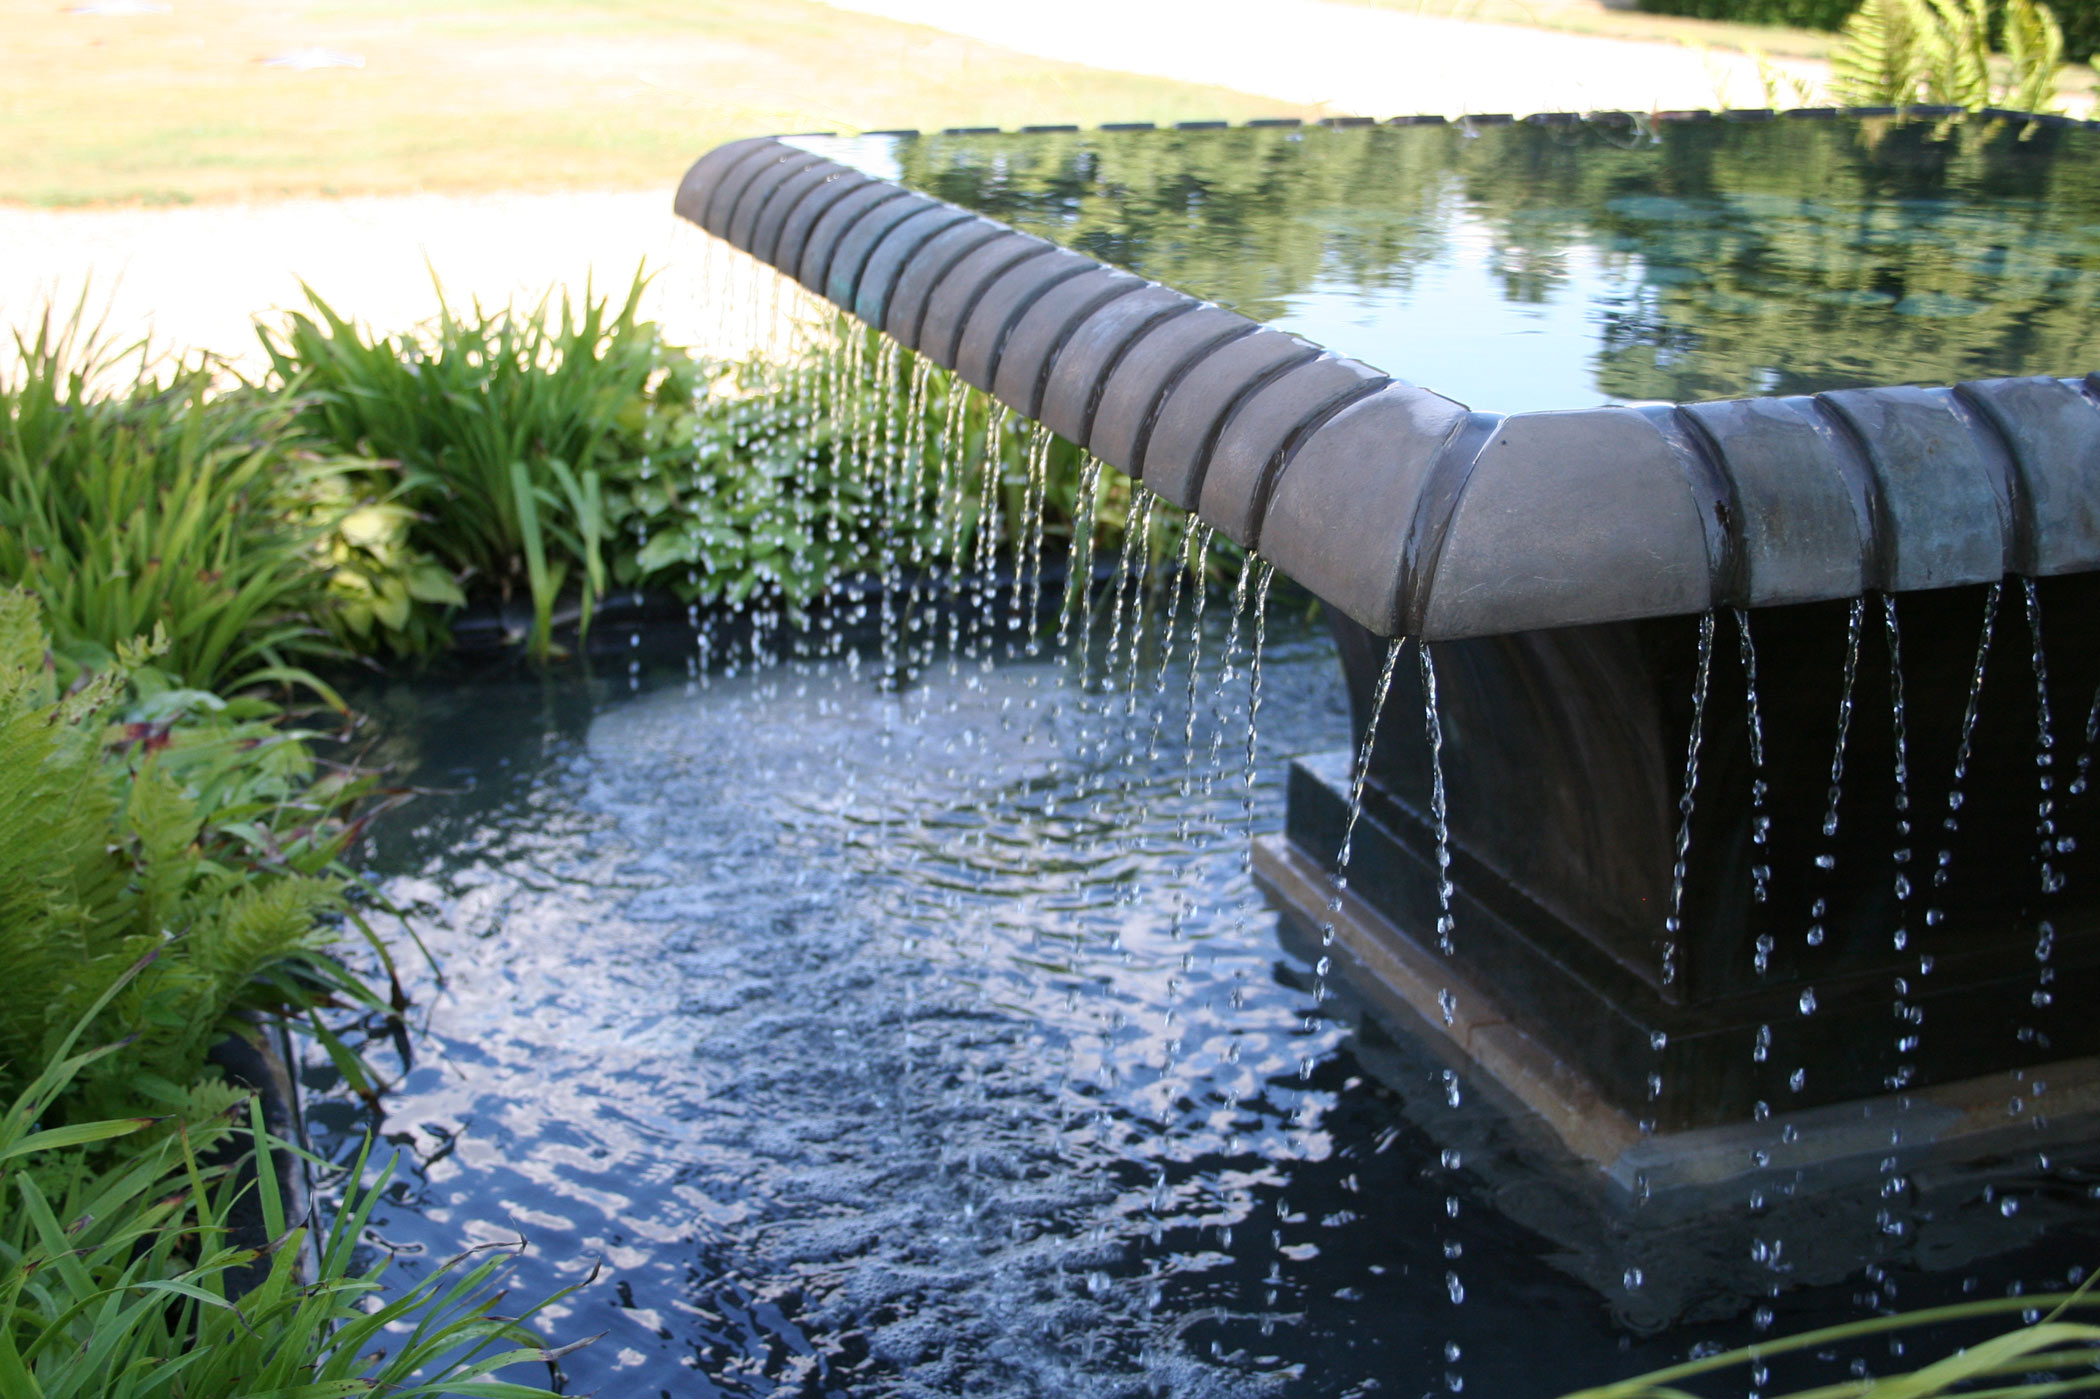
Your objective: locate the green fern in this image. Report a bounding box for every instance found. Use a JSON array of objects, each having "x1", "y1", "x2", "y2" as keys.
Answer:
[
  {"x1": 2003, "y1": 0, "x2": 2071, "y2": 110},
  {"x1": 0, "y1": 591, "x2": 386, "y2": 1126},
  {"x1": 1831, "y1": 0, "x2": 1929, "y2": 103},
  {"x1": 1829, "y1": 0, "x2": 2068, "y2": 110}
]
